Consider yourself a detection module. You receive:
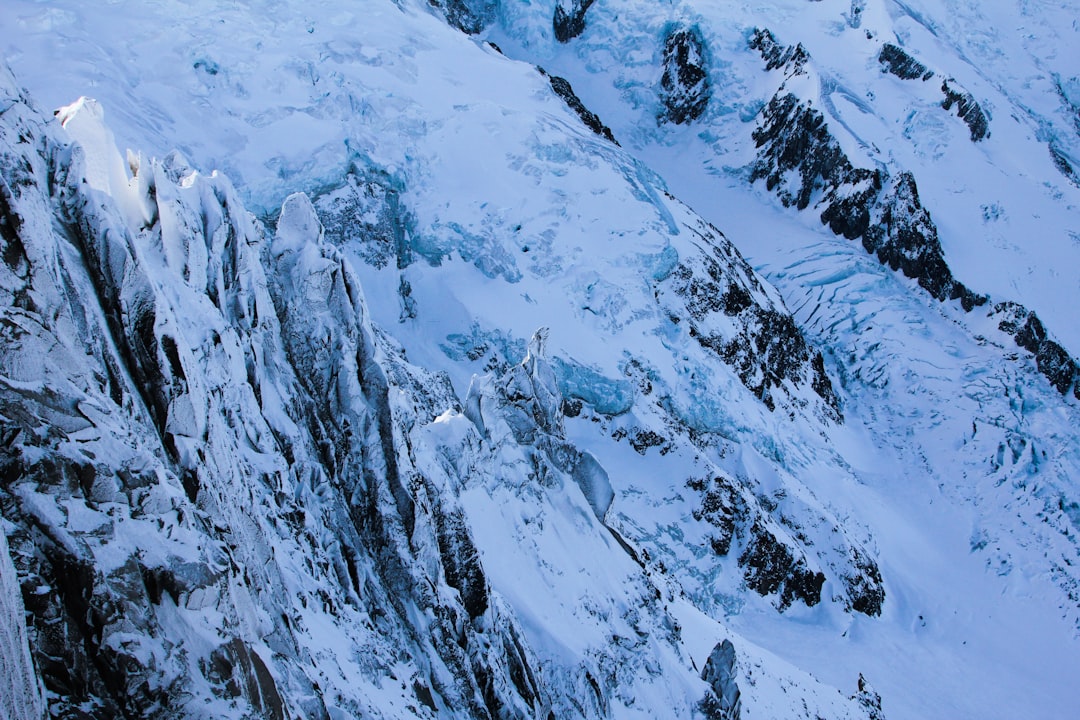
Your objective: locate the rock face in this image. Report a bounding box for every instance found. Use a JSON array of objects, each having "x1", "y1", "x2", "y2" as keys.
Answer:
[
  {"x1": 878, "y1": 44, "x2": 933, "y2": 81},
  {"x1": 0, "y1": 79, "x2": 564, "y2": 719},
  {"x1": 541, "y1": 69, "x2": 619, "y2": 145},
  {"x1": 750, "y1": 91, "x2": 980, "y2": 311},
  {"x1": 941, "y1": 79, "x2": 990, "y2": 141},
  {"x1": 748, "y1": 28, "x2": 808, "y2": 76},
  {"x1": 699, "y1": 640, "x2": 741, "y2": 720},
  {"x1": 876, "y1": 43, "x2": 987, "y2": 141},
  {"x1": 431, "y1": 0, "x2": 498, "y2": 35},
  {"x1": 1, "y1": 530, "x2": 44, "y2": 720},
  {"x1": 747, "y1": 29, "x2": 1080, "y2": 401},
  {"x1": 993, "y1": 303, "x2": 1080, "y2": 397},
  {"x1": 854, "y1": 674, "x2": 886, "y2": 720},
  {"x1": 659, "y1": 26, "x2": 711, "y2": 124},
  {"x1": 553, "y1": 0, "x2": 596, "y2": 43},
  {"x1": 657, "y1": 218, "x2": 841, "y2": 418}
]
